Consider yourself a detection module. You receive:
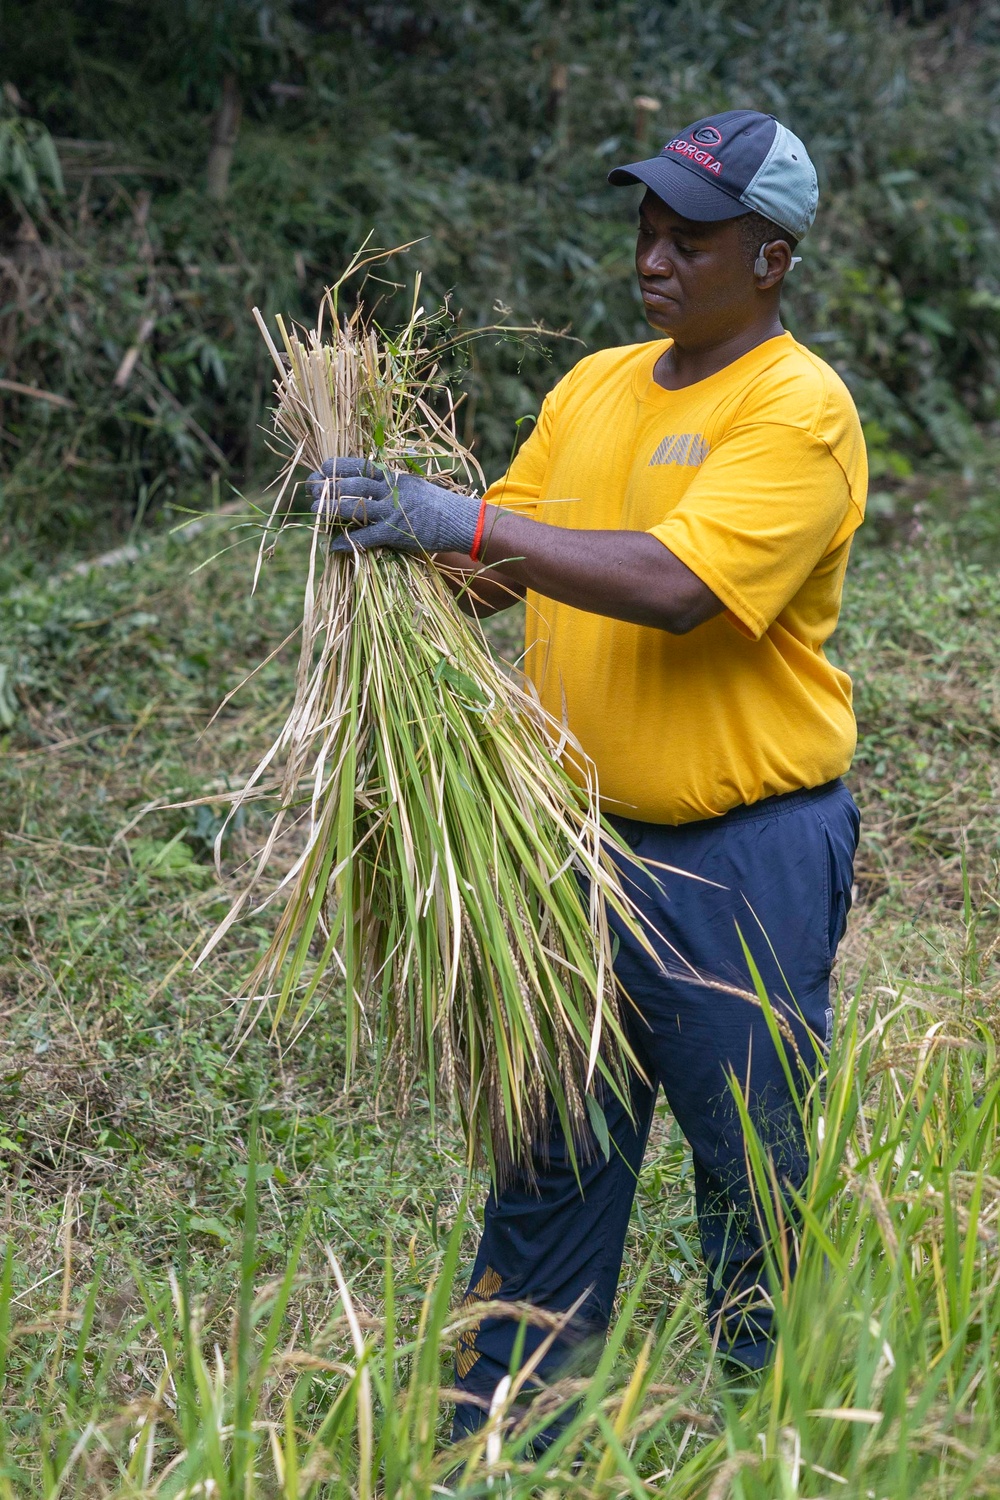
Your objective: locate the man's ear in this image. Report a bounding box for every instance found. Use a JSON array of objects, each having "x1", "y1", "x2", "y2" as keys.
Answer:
[{"x1": 754, "y1": 239, "x2": 793, "y2": 289}]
